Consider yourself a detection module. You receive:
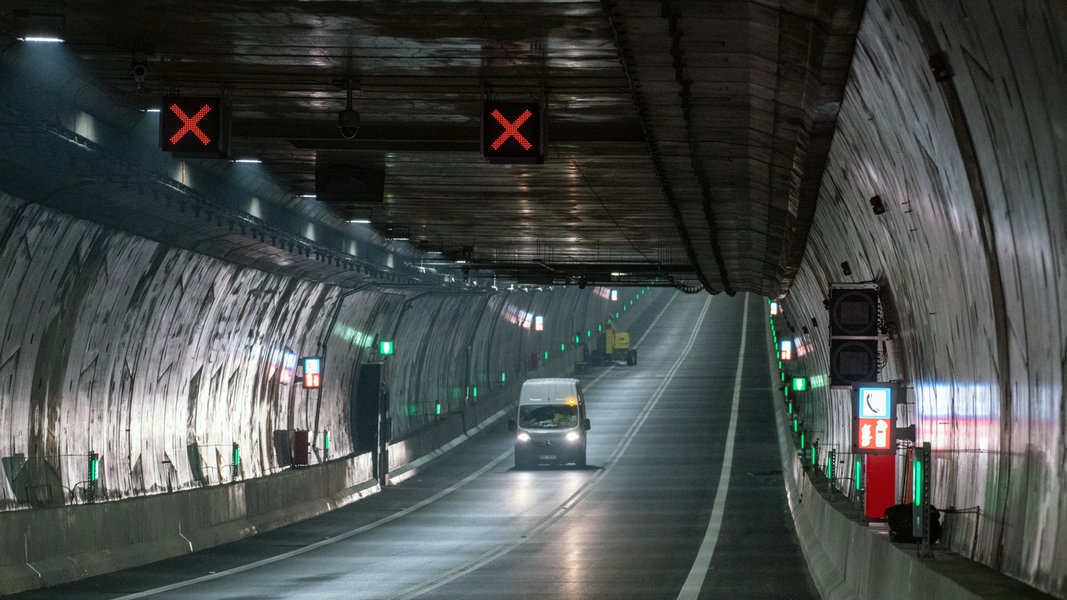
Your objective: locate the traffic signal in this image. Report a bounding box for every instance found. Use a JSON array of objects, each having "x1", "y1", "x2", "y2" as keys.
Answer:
[
  {"x1": 829, "y1": 338, "x2": 879, "y2": 386},
  {"x1": 828, "y1": 285, "x2": 880, "y2": 386},
  {"x1": 829, "y1": 287, "x2": 879, "y2": 337}
]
